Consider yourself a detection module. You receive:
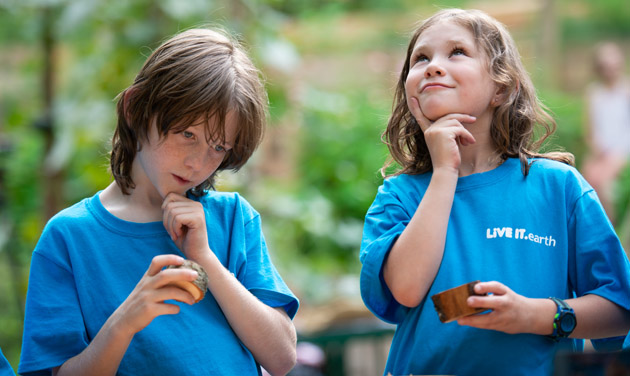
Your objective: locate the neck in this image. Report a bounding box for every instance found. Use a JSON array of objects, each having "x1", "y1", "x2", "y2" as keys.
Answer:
[
  {"x1": 100, "y1": 181, "x2": 165, "y2": 223},
  {"x1": 458, "y1": 151, "x2": 503, "y2": 177}
]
